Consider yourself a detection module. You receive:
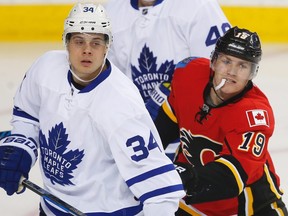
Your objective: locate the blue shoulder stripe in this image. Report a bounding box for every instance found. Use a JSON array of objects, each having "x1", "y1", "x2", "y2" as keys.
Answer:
[
  {"x1": 126, "y1": 163, "x2": 175, "y2": 187},
  {"x1": 139, "y1": 184, "x2": 184, "y2": 203},
  {"x1": 13, "y1": 106, "x2": 39, "y2": 122}
]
